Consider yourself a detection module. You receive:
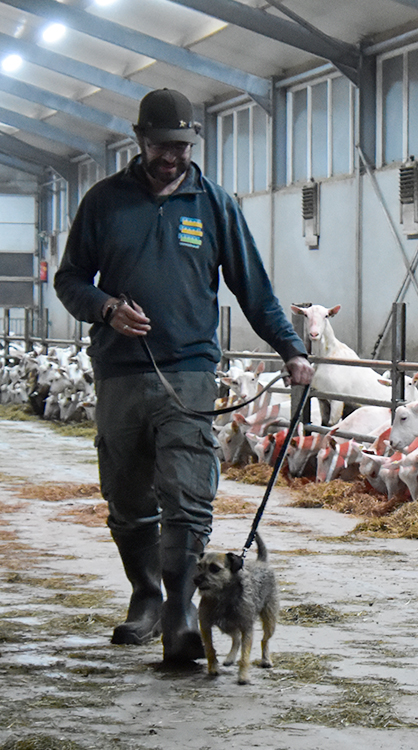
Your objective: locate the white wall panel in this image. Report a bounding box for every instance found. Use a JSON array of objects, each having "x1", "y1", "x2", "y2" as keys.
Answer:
[
  {"x1": 0, "y1": 195, "x2": 35, "y2": 224},
  {"x1": 217, "y1": 193, "x2": 273, "y2": 354},
  {"x1": 0, "y1": 194, "x2": 36, "y2": 309},
  {"x1": 360, "y1": 167, "x2": 418, "y2": 359},
  {"x1": 274, "y1": 178, "x2": 357, "y2": 349},
  {"x1": 0, "y1": 224, "x2": 35, "y2": 252}
]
